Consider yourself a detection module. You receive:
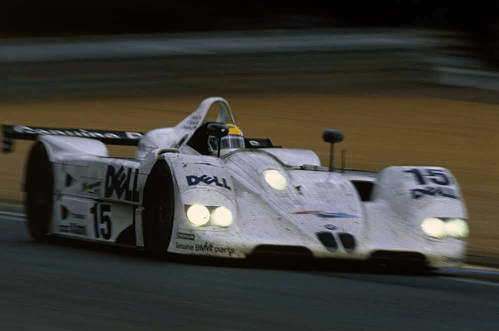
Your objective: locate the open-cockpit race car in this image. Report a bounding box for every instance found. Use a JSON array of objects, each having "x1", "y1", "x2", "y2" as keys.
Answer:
[{"x1": 1, "y1": 97, "x2": 469, "y2": 269}]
